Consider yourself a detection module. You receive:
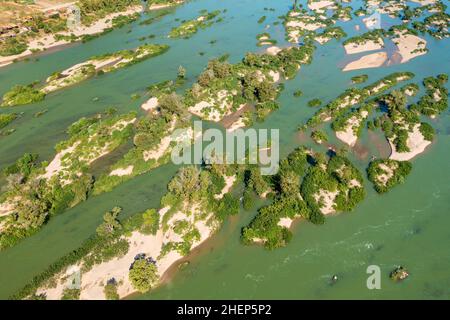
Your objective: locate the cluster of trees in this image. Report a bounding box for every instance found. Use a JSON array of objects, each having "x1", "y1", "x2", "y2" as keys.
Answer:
[
  {"x1": 10, "y1": 202, "x2": 166, "y2": 299},
  {"x1": 1, "y1": 84, "x2": 45, "y2": 107},
  {"x1": 306, "y1": 72, "x2": 415, "y2": 127},
  {"x1": 0, "y1": 38, "x2": 28, "y2": 57},
  {"x1": 77, "y1": 0, "x2": 141, "y2": 25},
  {"x1": 411, "y1": 74, "x2": 448, "y2": 117},
  {"x1": 242, "y1": 148, "x2": 365, "y2": 249},
  {"x1": 242, "y1": 166, "x2": 269, "y2": 210},
  {"x1": 342, "y1": 29, "x2": 386, "y2": 46},
  {"x1": 0, "y1": 111, "x2": 138, "y2": 249},
  {"x1": 307, "y1": 98, "x2": 322, "y2": 107},
  {"x1": 0, "y1": 113, "x2": 18, "y2": 129},
  {"x1": 368, "y1": 159, "x2": 412, "y2": 193},
  {"x1": 311, "y1": 130, "x2": 328, "y2": 144},
  {"x1": 351, "y1": 75, "x2": 368, "y2": 84},
  {"x1": 168, "y1": 10, "x2": 222, "y2": 38}
]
